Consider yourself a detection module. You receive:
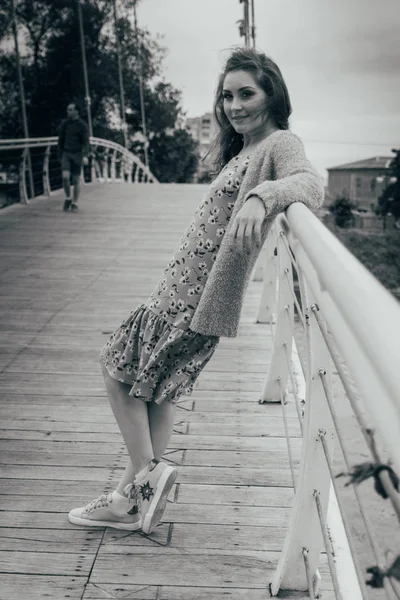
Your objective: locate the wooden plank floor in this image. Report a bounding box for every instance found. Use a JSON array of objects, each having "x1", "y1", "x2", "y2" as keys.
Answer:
[{"x1": 0, "y1": 184, "x2": 334, "y2": 599}]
